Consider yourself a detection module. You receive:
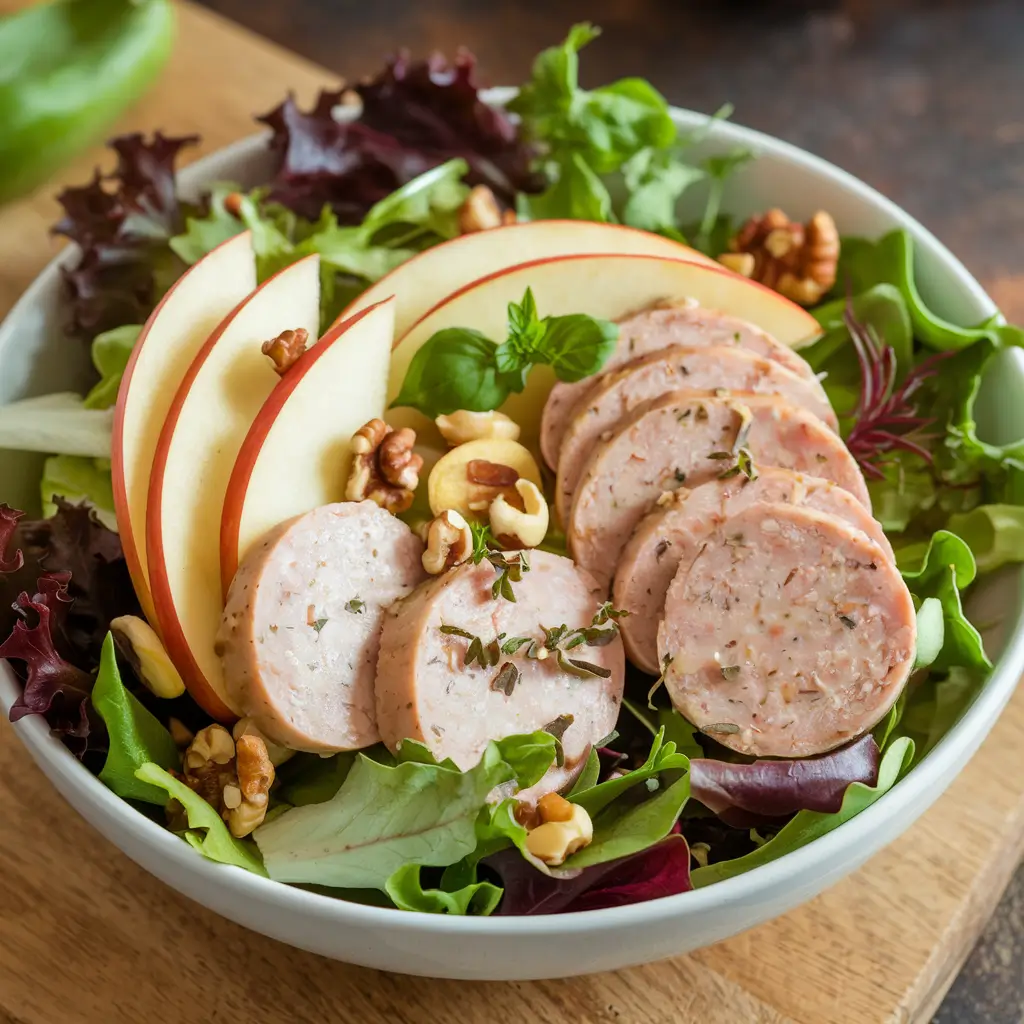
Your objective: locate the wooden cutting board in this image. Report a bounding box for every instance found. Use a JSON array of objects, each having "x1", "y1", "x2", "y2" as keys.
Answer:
[{"x1": 0, "y1": 3, "x2": 1022, "y2": 1022}]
